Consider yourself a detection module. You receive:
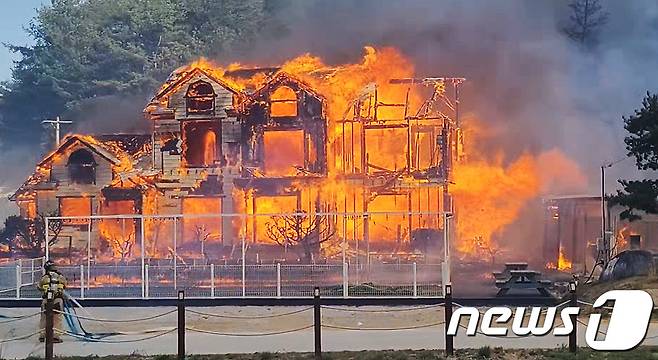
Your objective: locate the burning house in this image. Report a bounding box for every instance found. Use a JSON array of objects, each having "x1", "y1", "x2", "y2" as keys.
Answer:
[
  {"x1": 544, "y1": 195, "x2": 658, "y2": 273},
  {"x1": 10, "y1": 47, "x2": 464, "y2": 265}
]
